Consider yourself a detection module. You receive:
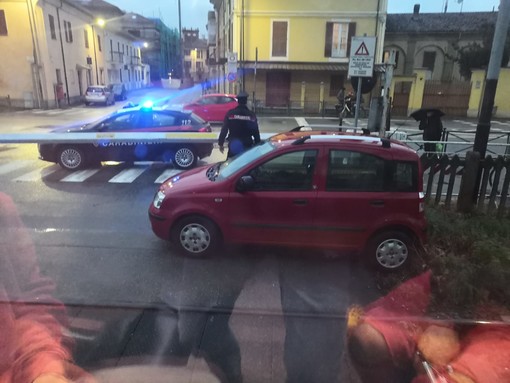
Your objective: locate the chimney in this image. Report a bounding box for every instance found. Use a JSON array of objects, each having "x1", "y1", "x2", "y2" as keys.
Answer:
[{"x1": 413, "y1": 4, "x2": 420, "y2": 15}]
